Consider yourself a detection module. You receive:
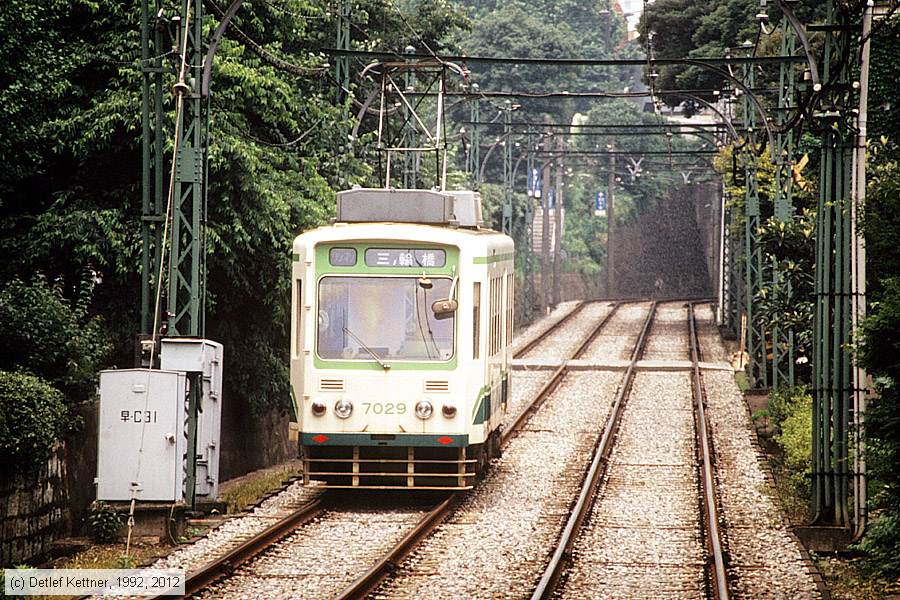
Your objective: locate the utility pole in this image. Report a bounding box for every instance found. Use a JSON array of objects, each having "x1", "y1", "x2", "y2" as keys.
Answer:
[
  {"x1": 850, "y1": 0, "x2": 873, "y2": 538},
  {"x1": 606, "y1": 142, "x2": 615, "y2": 297},
  {"x1": 552, "y1": 136, "x2": 564, "y2": 307},
  {"x1": 502, "y1": 101, "x2": 513, "y2": 236},
  {"x1": 541, "y1": 135, "x2": 553, "y2": 314}
]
